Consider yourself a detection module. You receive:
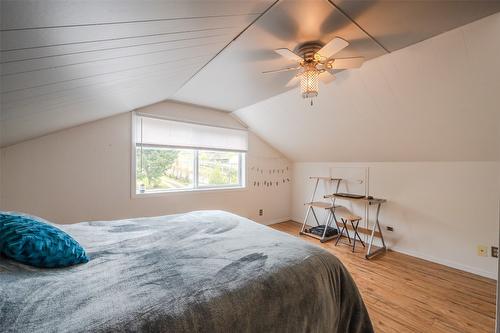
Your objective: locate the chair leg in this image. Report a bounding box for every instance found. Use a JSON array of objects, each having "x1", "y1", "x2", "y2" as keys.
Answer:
[
  {"x1": 335, "y1": 221, "x2": 346, "y2": 246},
  {"x1": 335, "y1": 223, "x2": 344, "y2": 246},
  {"x1": 335, "y1": 219, "x2": 352, "y2": 246},
  {"x1": 351, "y1": 220, "x2": 365, "y2": 248},
  {"x1": 351, "y1": 220, "x2": 357, "y2": 252},
  {"x1": 352, "y1": 229, "x2": 356, "y2": 252},
  {"x1": 343, "y1": 219, "x2": 352, "y2": 244}
]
